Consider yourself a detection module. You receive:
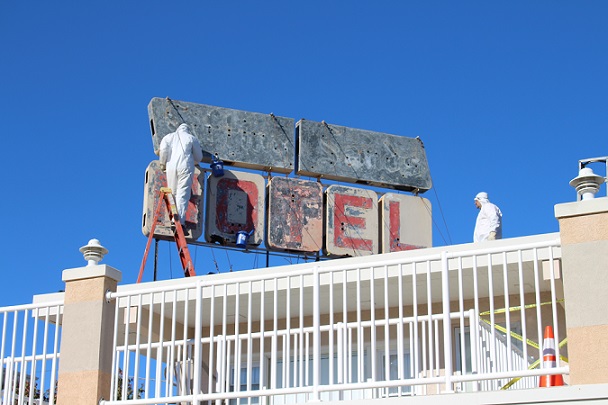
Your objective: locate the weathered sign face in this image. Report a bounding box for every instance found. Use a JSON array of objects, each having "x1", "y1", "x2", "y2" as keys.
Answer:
[
  {"x1": 148, "y1": 97, "x2": 432, "y2": 192},
  {"x1": 144, "y1": 98, "x2": 433, "y2": 256},
  {"x1": 296, "y1": 119, "x2": 432, "y2": 192},
  {"x1": 148, "y1": 97, "x2": 295, "y2": 174}
]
